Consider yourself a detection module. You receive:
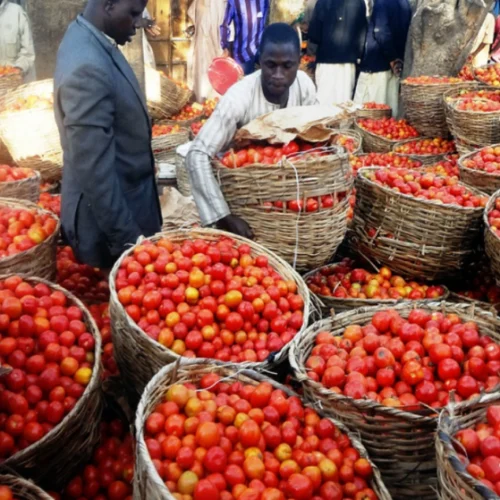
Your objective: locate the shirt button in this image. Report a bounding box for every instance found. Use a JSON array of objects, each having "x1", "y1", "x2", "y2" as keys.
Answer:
[{"x1": 339, "y1": 17, "x2": 343, "y2": 20}]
